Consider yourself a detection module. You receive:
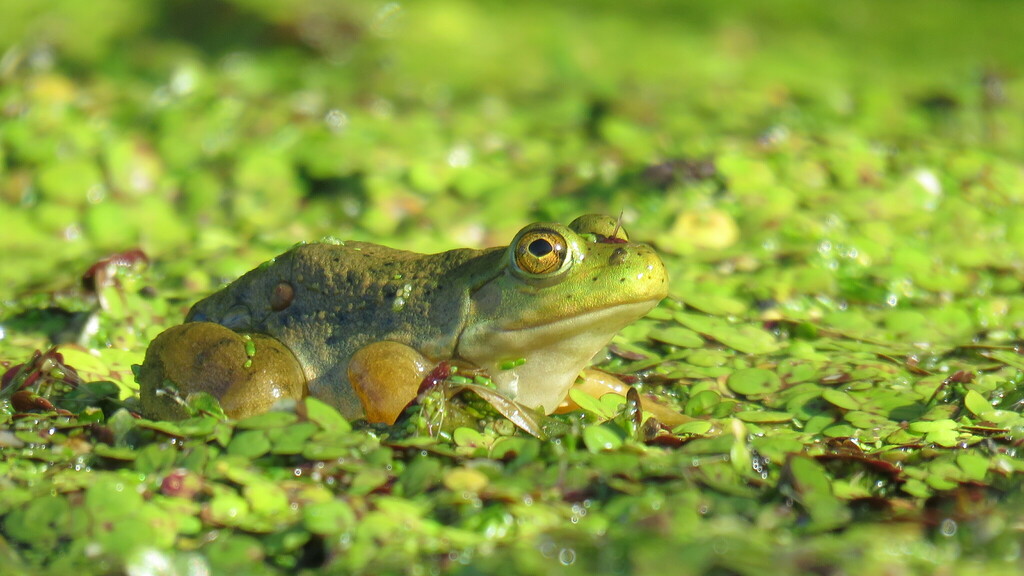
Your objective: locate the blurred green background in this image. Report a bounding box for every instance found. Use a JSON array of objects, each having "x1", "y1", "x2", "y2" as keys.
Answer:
[{"x1": 2, "y1": 0, "x2": 1023, "y2": 304}]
